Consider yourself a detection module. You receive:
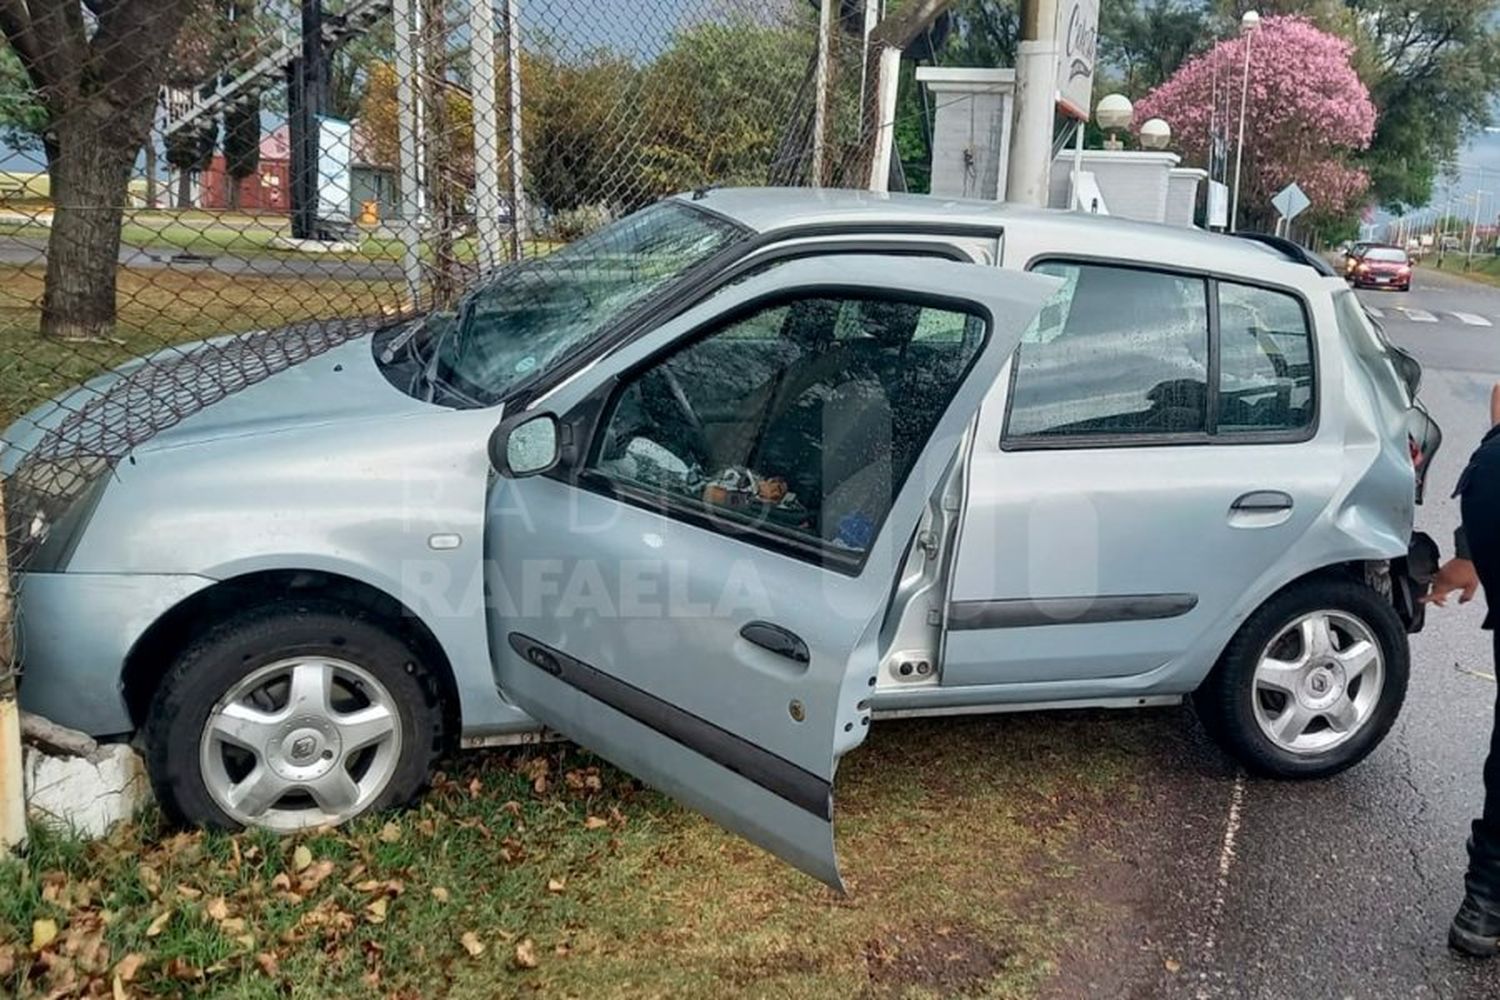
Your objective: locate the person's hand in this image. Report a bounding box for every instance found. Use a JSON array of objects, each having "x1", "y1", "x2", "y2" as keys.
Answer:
[{"x1": 1426, "y1": 558, "x2": 1482, "y2": 606}]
